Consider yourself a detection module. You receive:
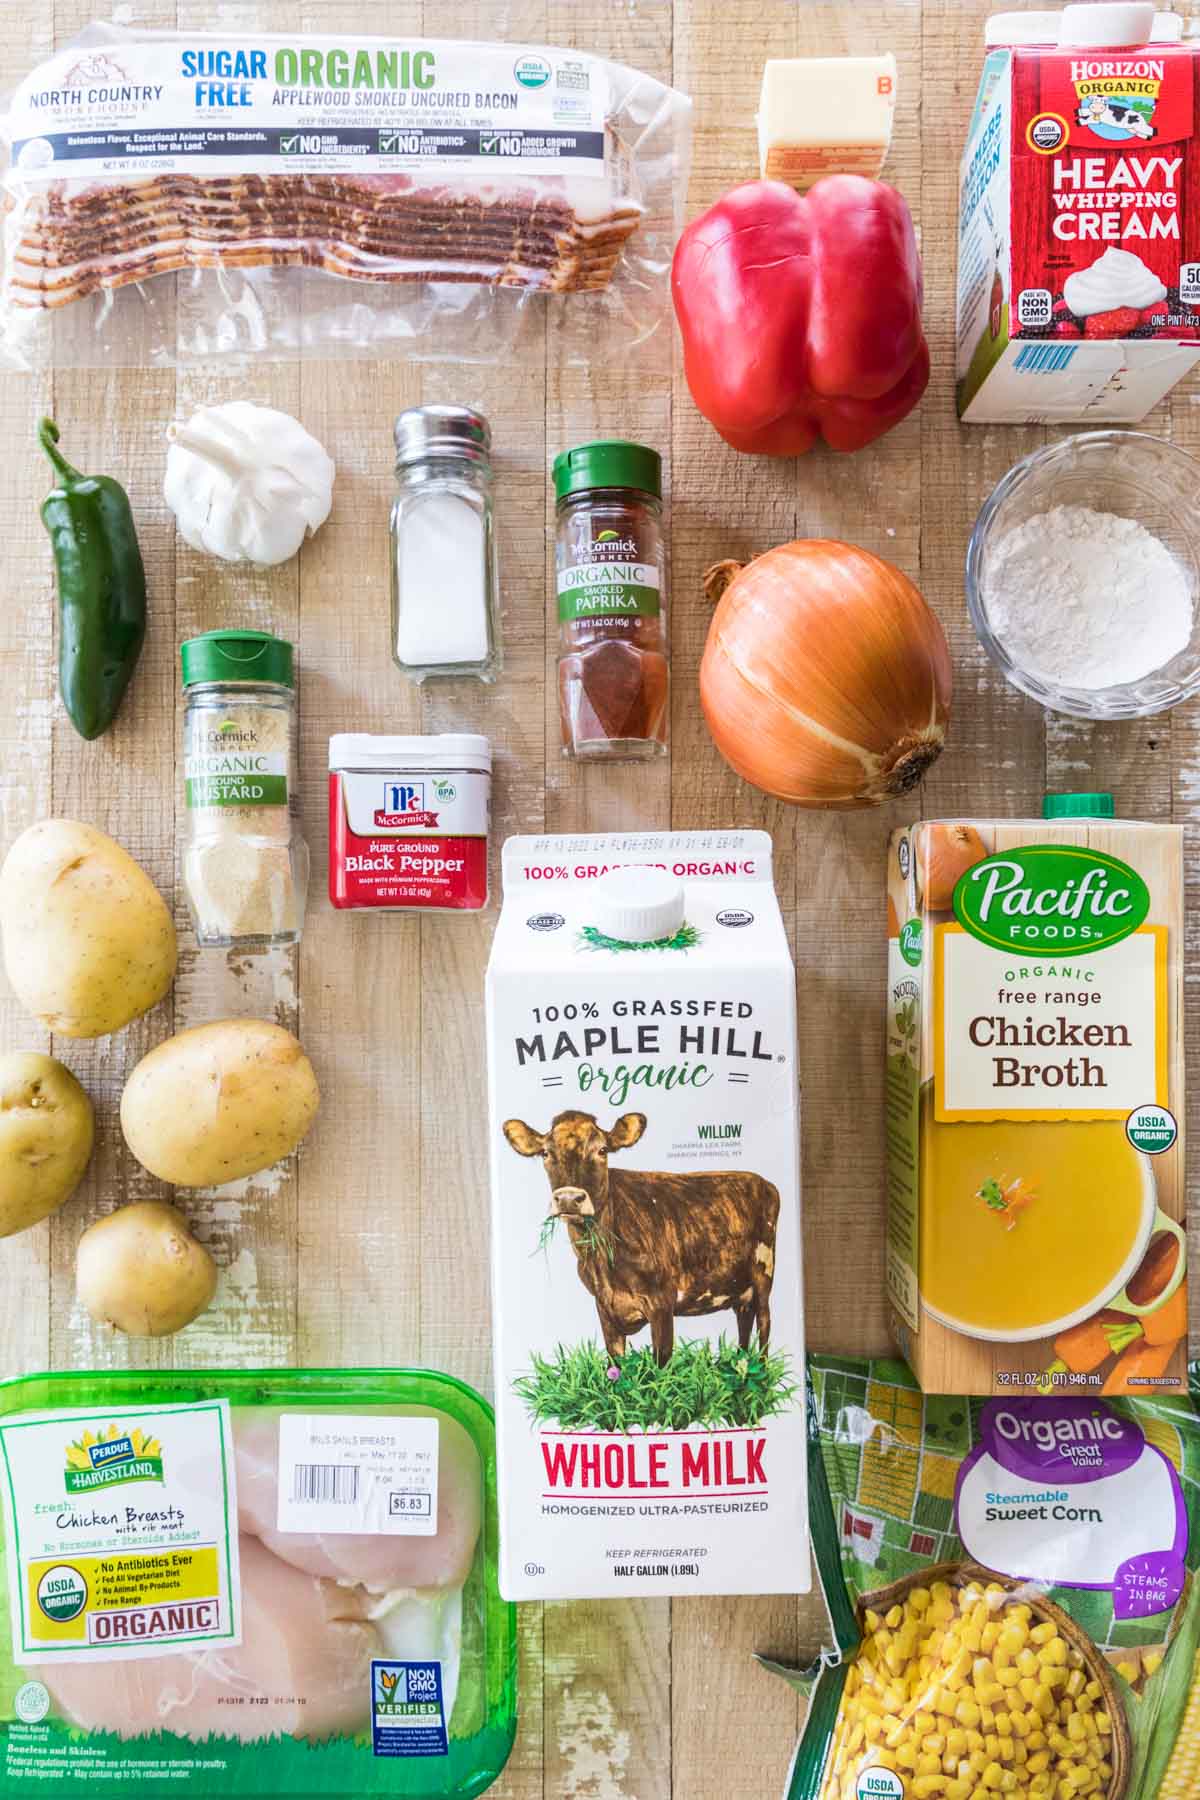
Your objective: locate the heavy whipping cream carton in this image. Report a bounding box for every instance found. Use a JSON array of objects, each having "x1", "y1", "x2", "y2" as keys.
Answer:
[
  {"x1": 485, "y1": 832, "x2": 807, "y2": 1600},
  {"x1": 958, "y1": 3, "x2": 1200, "y2": 421}
]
